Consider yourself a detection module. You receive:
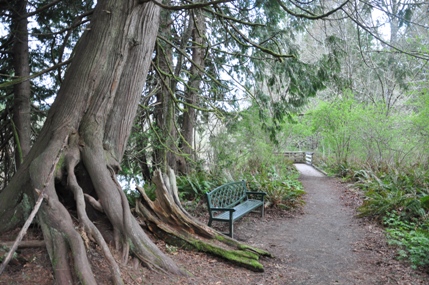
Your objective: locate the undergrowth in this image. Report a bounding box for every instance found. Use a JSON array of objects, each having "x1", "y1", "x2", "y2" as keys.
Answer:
[
  {"x1": 353, "y1": 166, "x2": 429, "y2": 269},
  {"x1": 173, "y1": 157, "x2": 305, "y2": 211},
  {"x1": 245, "y1": 163, "x2": 305, "y2": 209},
  {"x1": 383, "y1": 211, "x2": 429, "y2": 269},
  {"x1": 355, "y1": 167, "x2": 429, "y2": 219}
]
